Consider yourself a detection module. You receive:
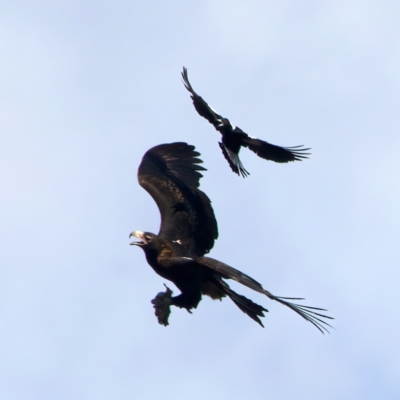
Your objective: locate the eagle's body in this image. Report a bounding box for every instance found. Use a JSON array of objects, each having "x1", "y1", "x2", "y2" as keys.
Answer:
[{"x1": 130, "y1": 142, "x2": 333, "y2": 332}]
